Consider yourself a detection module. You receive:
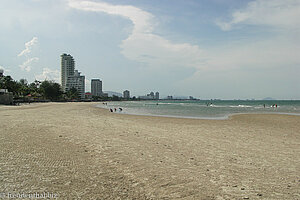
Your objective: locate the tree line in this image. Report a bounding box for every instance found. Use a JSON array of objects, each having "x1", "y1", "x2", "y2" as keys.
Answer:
[
  {"x1": 0, "y1": 75, "x2": 79, "y2": 102},
  {"x1": 0, "y1": 75, "x2": 140, "y2": 103}
]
